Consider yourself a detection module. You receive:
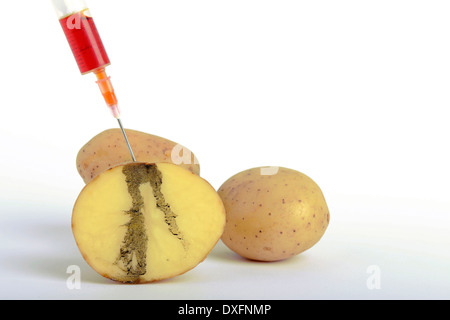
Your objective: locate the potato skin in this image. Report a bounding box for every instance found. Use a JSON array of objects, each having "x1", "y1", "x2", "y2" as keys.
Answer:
[
  {"x1": 218, "y1": 167, "x2": 330, "y2": 261},
  {"x1": 76, "y1": 129, "x2": 200, "y2": 184}
]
